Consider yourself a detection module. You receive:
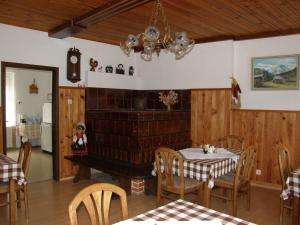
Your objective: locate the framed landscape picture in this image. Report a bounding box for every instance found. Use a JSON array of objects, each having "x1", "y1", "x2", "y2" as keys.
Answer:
[{"x1": 252, "y1": 55, "x2": 299, "y2": 90}]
